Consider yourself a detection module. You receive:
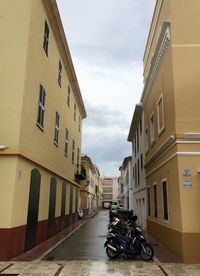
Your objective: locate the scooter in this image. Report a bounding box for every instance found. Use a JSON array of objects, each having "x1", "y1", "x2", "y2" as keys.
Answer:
[{"x1": 104, "y1": 226, "x2": 154, "y2": 261}]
